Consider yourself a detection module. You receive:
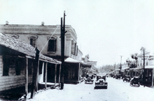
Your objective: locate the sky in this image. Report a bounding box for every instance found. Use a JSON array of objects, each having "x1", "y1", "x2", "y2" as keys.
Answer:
[{"x1": 0, "y1": 0, "x2": 154, "y2": 67}]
